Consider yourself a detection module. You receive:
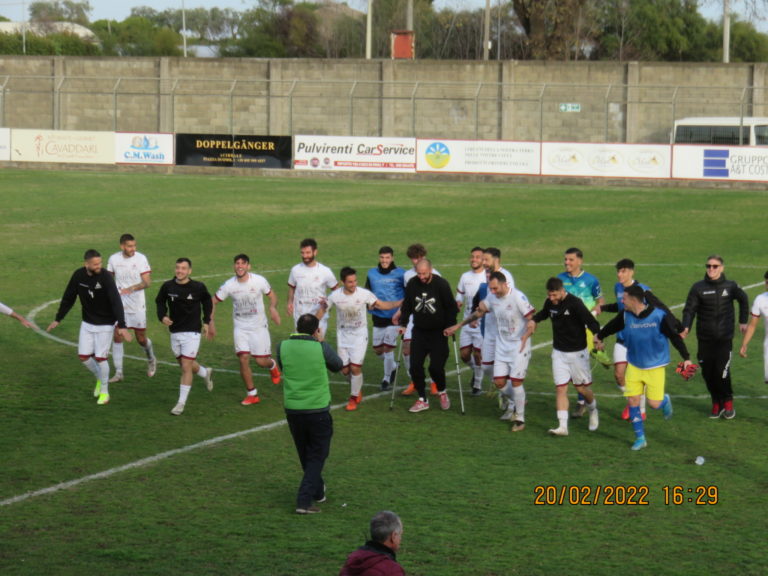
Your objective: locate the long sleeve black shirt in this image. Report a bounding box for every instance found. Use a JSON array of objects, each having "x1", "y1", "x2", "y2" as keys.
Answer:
[
  {"x1": 55, "y1": 267, "x2": 126, "y2": 328},
  {"x1": 155, "y1": 278, "x2": 212, "y2": 333},
  {"x1": 532, "y1": 292, "x2": 600, "y2": 352}
]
